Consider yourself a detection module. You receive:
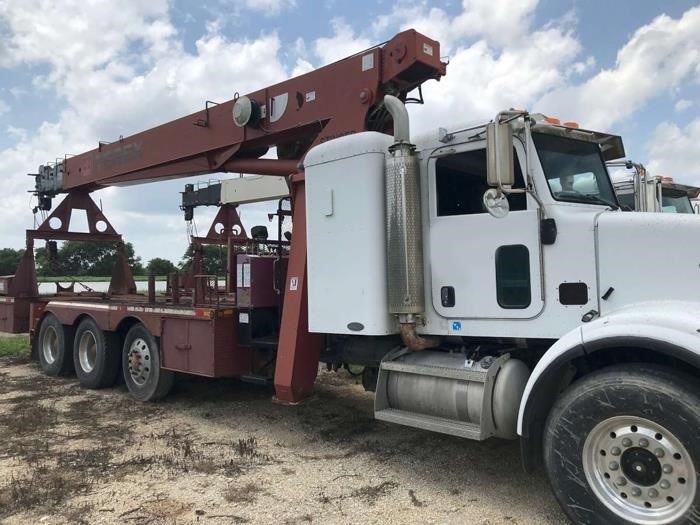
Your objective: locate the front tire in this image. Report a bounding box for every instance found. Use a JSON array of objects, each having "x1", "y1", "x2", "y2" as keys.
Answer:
[
  {"x1": 122, "y1": 324, "x2": 174, "y2": 402},
  {"x1": 73, "y1": 318, "x2": 121, "y2": 389},
  {"x1": 544, "y1": 365, "x2": 699, "y2": 525},
  {"x1": 37, "y1": 313, "x2": 74, "y2": 376}
]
